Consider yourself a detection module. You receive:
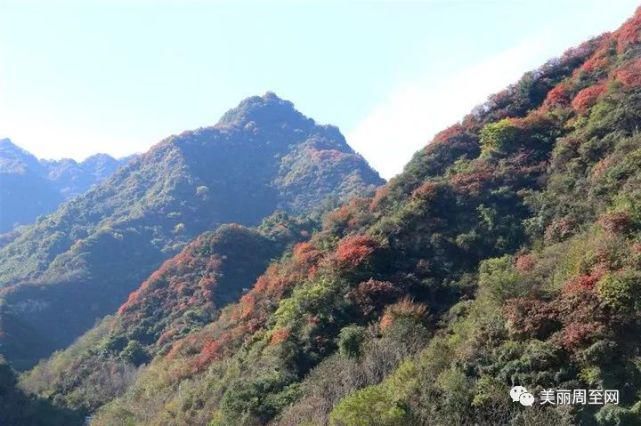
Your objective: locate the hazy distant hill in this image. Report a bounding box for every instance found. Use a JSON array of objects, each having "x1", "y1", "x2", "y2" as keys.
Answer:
[
  {"x1": 0, "y1": 92, "x2": 383, "y2": 369},
  {"x1": 0, "y1": 139, "x2": 130, "y2": 232}
]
